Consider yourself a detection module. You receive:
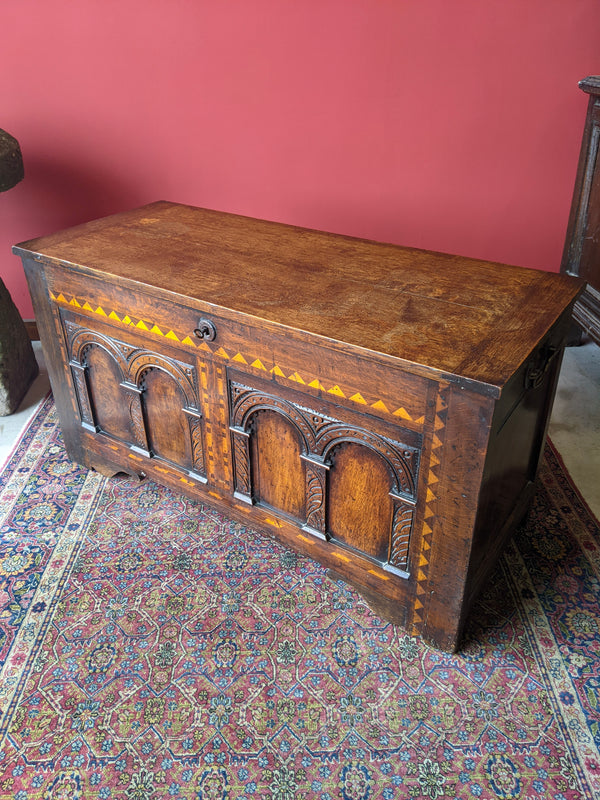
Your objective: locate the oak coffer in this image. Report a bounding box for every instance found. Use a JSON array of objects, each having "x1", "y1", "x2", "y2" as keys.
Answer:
[{"x1": 14, "y1": 202, "x2": 583, "y2": 651}]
